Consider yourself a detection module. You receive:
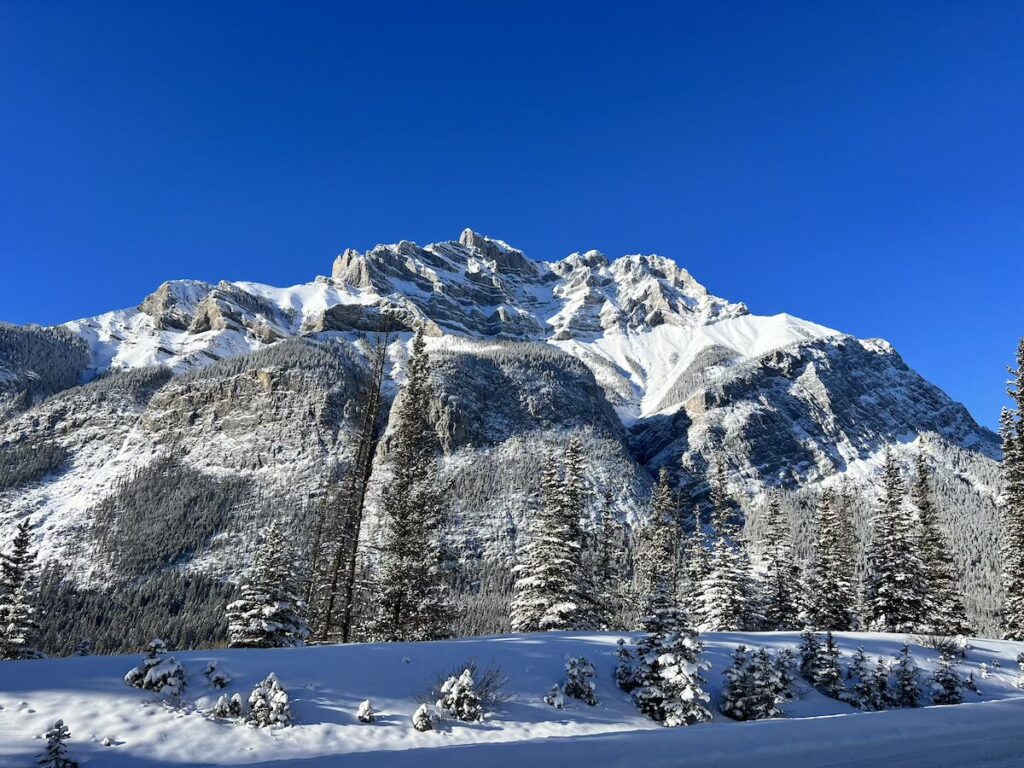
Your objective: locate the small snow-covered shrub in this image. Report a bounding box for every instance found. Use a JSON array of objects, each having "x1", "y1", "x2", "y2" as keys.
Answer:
[
  {"x1": 544, "y1": 684, "x2": 565, "y2": 709},
  {"x1": 246, "y1": 673, "x2": 292, "y2": 727},
  {"x1": 204, "y1": 662, "x2": 231, "y2": 689},
  {"x1": 931, "y1": 653, "x2": 965, "y2": 705},
  {"x1": 37, "y1": 719, "x2": 77, "y2": 768},
  {"x1": 720, "y1": 645, "x2": 789, "y2": 721},
  {"x1": 437, "y1": 669, "x2": 484, "y2": 722},
  {"x1": 357, "y1": 699, "x2": 376, "y2": 723},
  {"x1": 124, "y1": 639, "x2": 186, "y2": 696},
  {"x1": 563, "y1": 656, "x2": 597, "y2": 706},
  {"x1": 412, "y1": 703, "x2": 435, "y2": 731},
  {"x1": 211, "y1": 693, "x2": 243, "y2": 720},
  {"x1": 914, "y1": 634, "x2": 970, "y2": 659}
]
